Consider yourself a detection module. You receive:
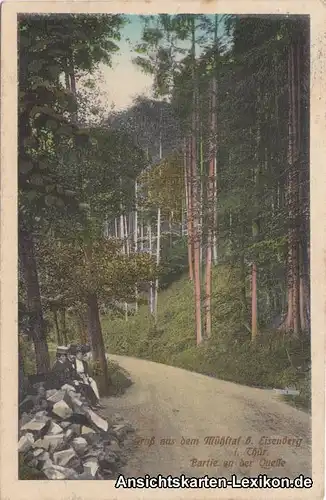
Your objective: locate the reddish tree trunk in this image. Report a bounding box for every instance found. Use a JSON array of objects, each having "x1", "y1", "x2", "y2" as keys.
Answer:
[
  {"x1": 204, "y1": 213, "x2": 213, "y2": 338},
  {"x1": 212, "y1": 14, "x2": 219, "y2": 266},
  {"x1": 184, "y1": 137, "x2": 194, "y2": 281},
  {"x1": 251, "y1": 263, "x2": 258, "y2": 341},
  {"x1": 204, "y1": 78, "x2": 217, "y2": 339},
  {"x1": 283, "y1": 43, "x2": 301, "y2": 337},
  {"x1": 299, "y1": 275, "x2": 307, "y2": 331},
  {"x1": 191, "y1": 131, "x2": 202, "y2": 345},
  {"x1": 251, "y1": 88, "x2": 261, "y2": 342},
  {"x1": 191, "y1": 18, "x2": 202, "y2": 345},
  {"x1": 212, "y1": 156, "x2": 218, "y2": 265}
]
